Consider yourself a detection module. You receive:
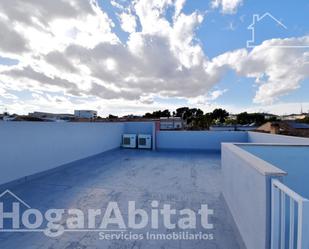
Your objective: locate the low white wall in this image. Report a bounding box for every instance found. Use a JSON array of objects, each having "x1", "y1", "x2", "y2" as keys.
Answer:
[
  {"x1": 222, "y1": 143, "x2": 285, "y2": 249},
  {"x1": 156, "y1": 131, "x2": 248, "y2": 150},
  {"x1": 0, "y1": 122, "x2": 124, "y2": 185},
  {"x1": 248, "y1": 132, "x2": 309, "y2": 144}
]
